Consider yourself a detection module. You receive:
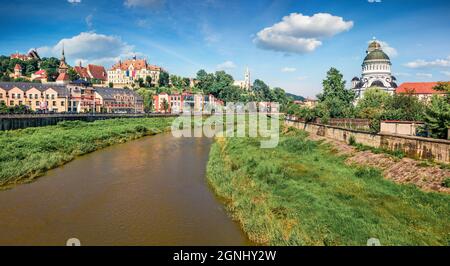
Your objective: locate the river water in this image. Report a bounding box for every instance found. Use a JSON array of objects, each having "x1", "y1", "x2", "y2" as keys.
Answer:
[{"x1": 0, "y1": 132, "x2": 249, "y2": 245}]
